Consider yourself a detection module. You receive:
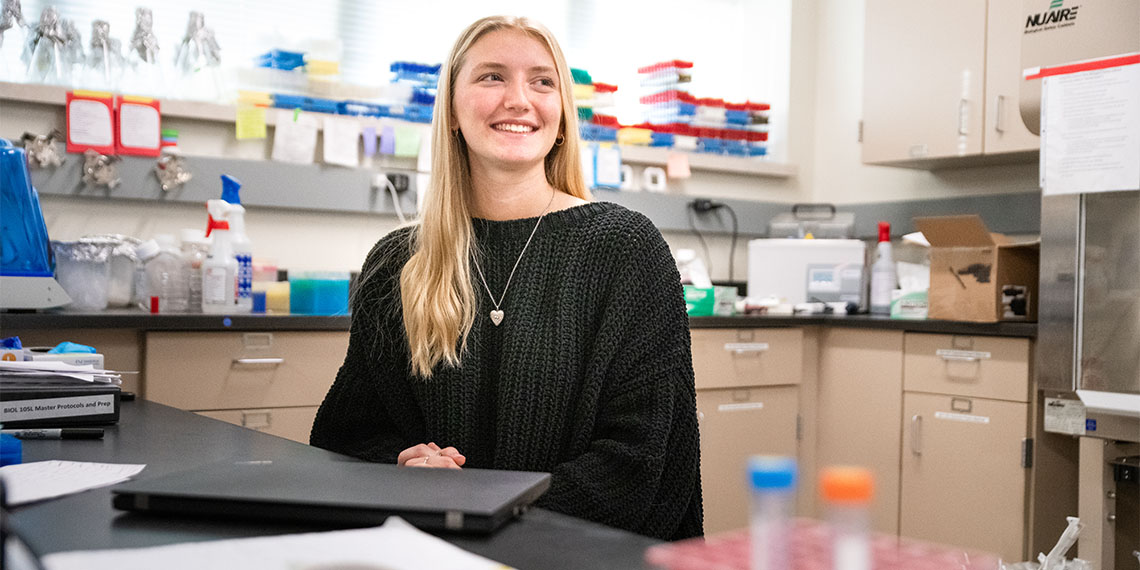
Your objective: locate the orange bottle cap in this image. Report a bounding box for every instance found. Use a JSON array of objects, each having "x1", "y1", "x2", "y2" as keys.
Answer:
[{"x1": 820, "y1": 466, "x2": 874, "y2": 504}]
